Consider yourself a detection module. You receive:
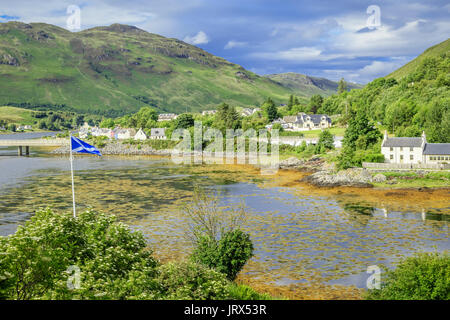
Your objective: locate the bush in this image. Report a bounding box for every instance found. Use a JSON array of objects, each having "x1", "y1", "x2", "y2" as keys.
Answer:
[
  {"x1": 365, "y1": 252, "x2": 450, "y2": 300},
  {"x1": 156, "y1": 260, "x2": 230, "y2": 300},
  {"x1": 191, "y1": 229, "x2": 254, "y2": 280},
  {"x1": 227, "y1": 284, "x2": 273, "y2": 300},
  {"x1": 0, "y1": 208, "x2": 159, "y2": 300}
]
